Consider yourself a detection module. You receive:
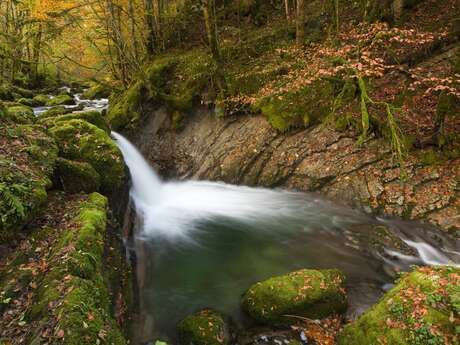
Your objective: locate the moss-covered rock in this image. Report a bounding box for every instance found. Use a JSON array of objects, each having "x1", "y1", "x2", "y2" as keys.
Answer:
[
  {"x1": 178, "y1": 309, "x2": 231, "y2": 345},
  {"x1": 46, "y1": 94, "x2": 75, "y2": 106},
  {"x1": 0, "y1": 84, "x2": 15, "y2": 101},
  {"x1": 49, "y1": 119, "x2": 125, "y2": 194},
  {"x1": 32, "y1": 94, "x2": 50, "y2": 106},
  {"x1": 337, "y1": 266, "x2": 460, "y2": 345},
  {"x1": 55, "y1": 157, "x2": 101, "y2": 194},
  {"x1": 39, "y1": 105, "x2": 83, "y2": 118},
  {"x1": 24, "y1": 193, "x2": 127, "y2": 345},
  {"x1": 39, "y1": 110, "x2": 110, "y2": 133},
  {"x1": 108, "y1": 62, "x2": 172, "y2": 130},
  {"x1": 6, "y1": 105, "x2": 35, "y2": 124},
  {"x1": 242, "y1": 269, "x2": 347, "y2": 326},
  {"x1": 108, "y1": 50, "x2": 213, "y2": 130},
  {"x1": 108, "y1": 81, "x2": 150, "y2": 130},
  {"x1": 17, "y1": 97, "x2": 41, "y2": 107},
  {"x1": 81, "y1": 83, "x2": 111, "y2": 99},
  {"x1": 254, "y1": 80, "x2": 335, "y2": 132}
]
